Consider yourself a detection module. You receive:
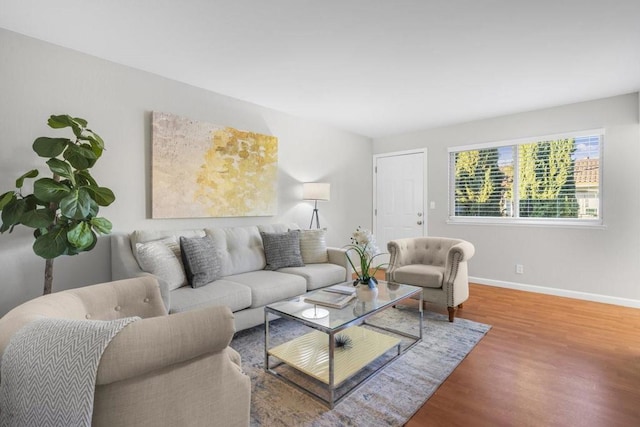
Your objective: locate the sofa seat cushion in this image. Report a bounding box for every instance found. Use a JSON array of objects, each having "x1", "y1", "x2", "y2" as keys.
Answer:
[
  {"x1": 392, "y1": 265, "x2": 444, "y2": 289},
  {"x1": 225, "y1": 271, "x2": 307, "y2": 308},
  {"x1": 279, "y1": 264, "x2": 347, "y2": 291},
  {"x1": 169, "y1": 280, "x2": 252, "y2": 313}
]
